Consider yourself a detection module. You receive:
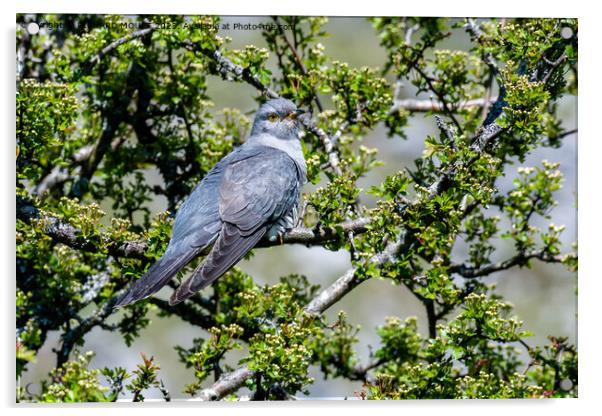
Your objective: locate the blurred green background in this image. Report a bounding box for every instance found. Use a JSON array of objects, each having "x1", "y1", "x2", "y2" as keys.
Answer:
[{"x1": 20, "y1": 16, "x2": 577, "y2": 399}]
